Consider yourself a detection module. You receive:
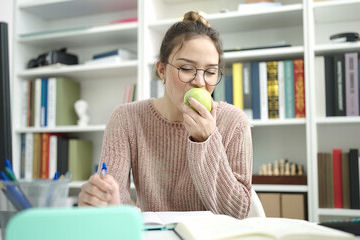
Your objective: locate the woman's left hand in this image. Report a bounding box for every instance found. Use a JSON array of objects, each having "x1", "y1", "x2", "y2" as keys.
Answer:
[{"x1": 181, "y1": 97, "x2": 218, "y2": 142}]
